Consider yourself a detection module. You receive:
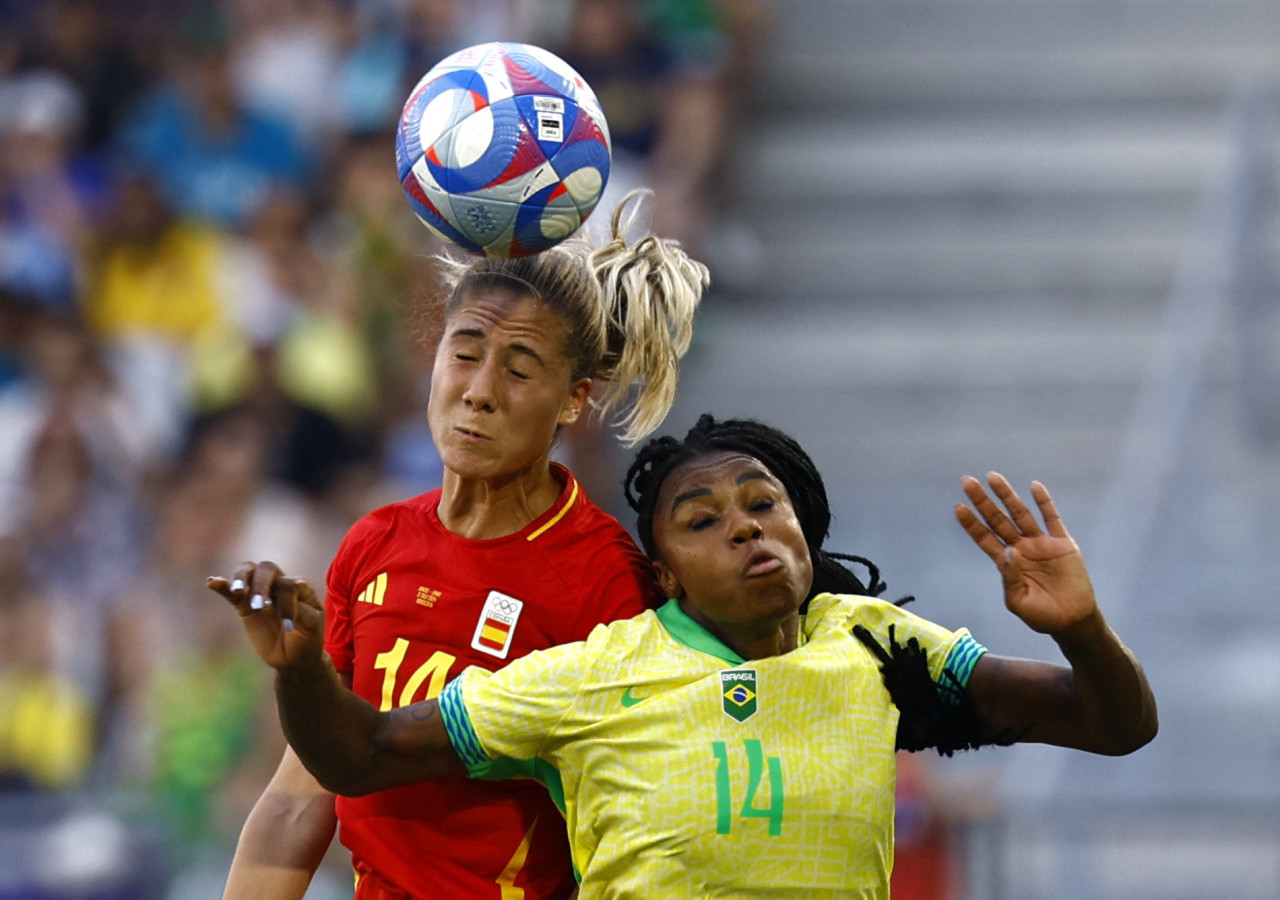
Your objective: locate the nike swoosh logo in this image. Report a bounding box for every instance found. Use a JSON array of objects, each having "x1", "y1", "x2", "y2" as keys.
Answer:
[{"x1": 620, "y1": 686, "x2": 648, "y2": 708}]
